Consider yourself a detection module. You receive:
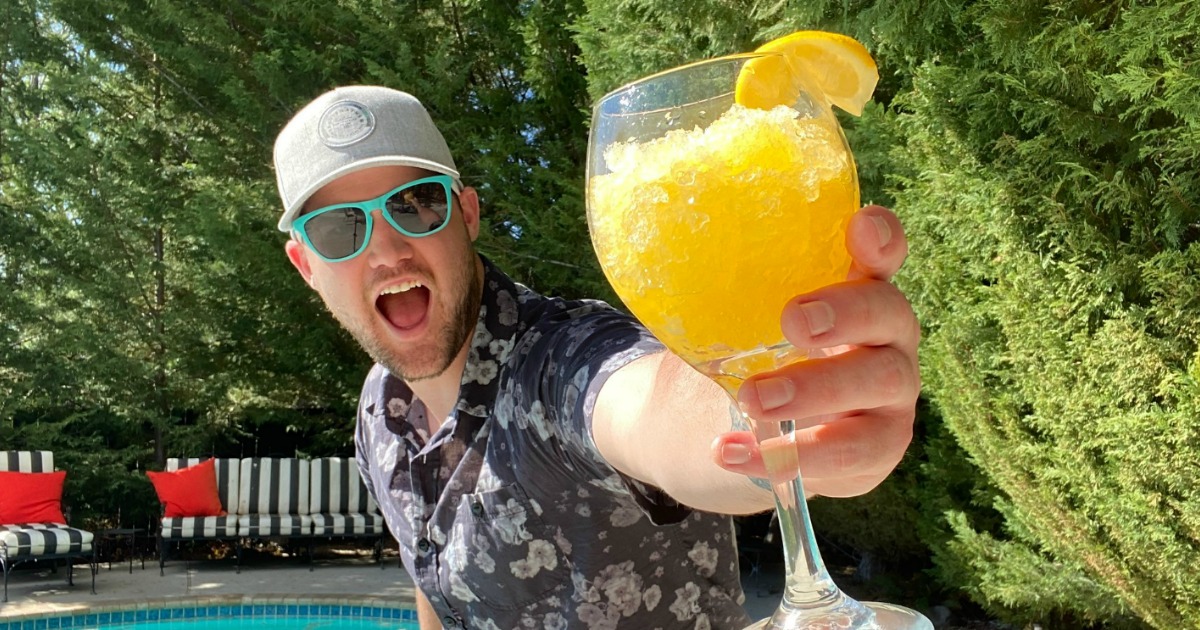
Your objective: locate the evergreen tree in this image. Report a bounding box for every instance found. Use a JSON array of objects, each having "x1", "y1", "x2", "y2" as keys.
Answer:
[
  {"x1": 575, "y1": 1, "x2": 1200, "y2": 627},
  {"x1": 885, "y1": 1, "x2": 1200, "y2": 625},
  {"x1": 48, "y1": 0, "x2": 607, "y2": 299},
  {"x1": 3, "y1": 0, "x2": 613, "y2": 524},
  {"x1": 2, "y1": 0, "x2": 366, "y2": 525}
]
